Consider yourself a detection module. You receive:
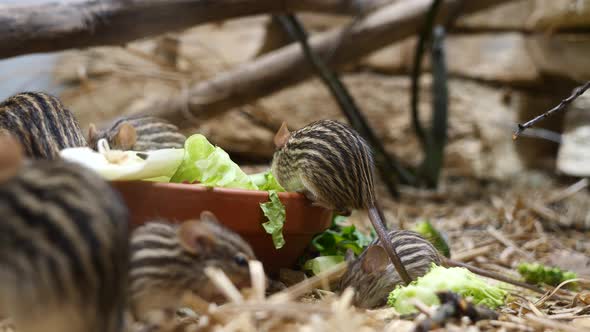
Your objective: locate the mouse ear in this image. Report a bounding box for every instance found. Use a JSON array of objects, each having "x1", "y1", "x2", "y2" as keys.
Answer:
[
  {"x1": 177, "y1": 220, "x2": 215, "y2": 255},
  {"x1": 0, "y1": 131, "x2": 24, "y2": 183},
  {"x1": 200, "y1": 210, "x2": 220, "y2": 224},
  {"x1": 114, "y1": 122, "x2": 137, "y2": 151},
  {"x1": 88, "y1": 123, "x2": 98, "y2": 142},
  {"x1": 361, "y1": 245, "x2": 390, "y2": 274},
  {"x1": 273, "y1": 121, "x2": 290, "y2": 148}
]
